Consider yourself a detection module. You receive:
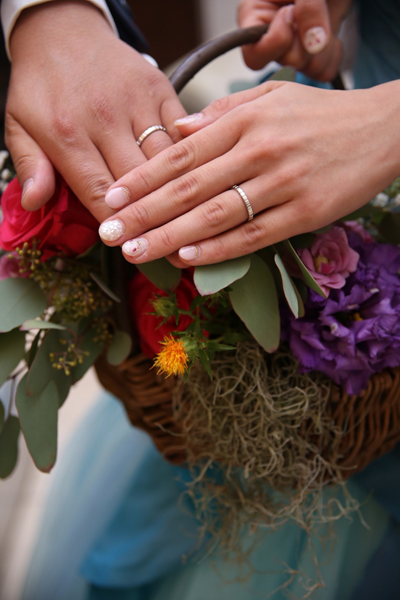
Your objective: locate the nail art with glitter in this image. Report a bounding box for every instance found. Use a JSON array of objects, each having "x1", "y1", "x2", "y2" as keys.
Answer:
[
  {"x1": 122, "y1": 238, "x2": 149, "y2": 258},
  {"x1": 99, "y1": 219, "x2": 125, "y2": 242}
]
